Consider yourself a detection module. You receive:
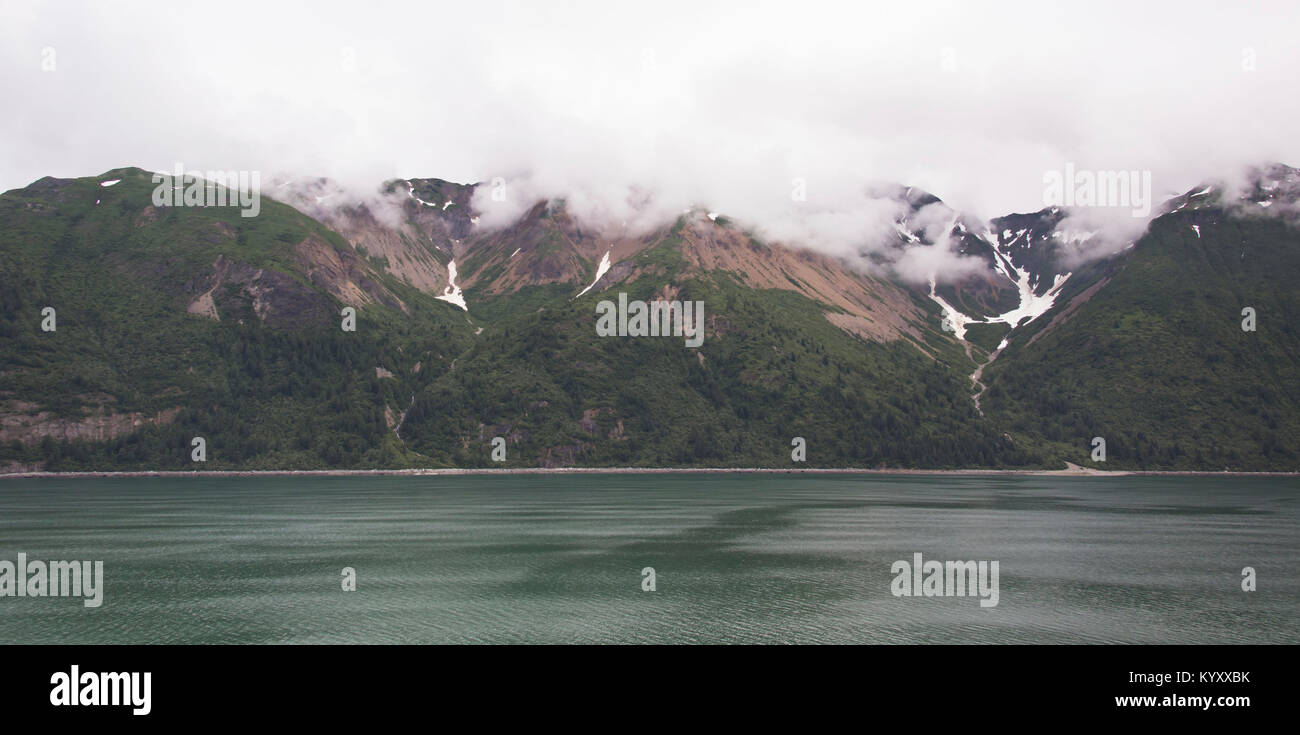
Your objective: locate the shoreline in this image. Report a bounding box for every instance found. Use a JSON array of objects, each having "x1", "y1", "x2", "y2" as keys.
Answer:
[{"x1": 1, "y1": 466, "x2": 1296, "y2": 479}]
